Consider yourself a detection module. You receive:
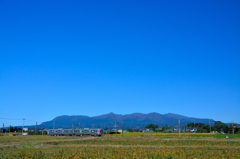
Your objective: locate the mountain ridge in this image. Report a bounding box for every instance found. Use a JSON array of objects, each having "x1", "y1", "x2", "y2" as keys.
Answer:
[{"x1": 40, "y1": 112, "x2": 215, "y2": 129}]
